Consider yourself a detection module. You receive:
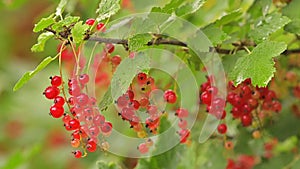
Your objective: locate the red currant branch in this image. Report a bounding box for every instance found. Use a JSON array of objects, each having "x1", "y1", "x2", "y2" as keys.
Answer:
[{"x1": 88, "y1": 36, "x2": 300, "y2": 55}]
